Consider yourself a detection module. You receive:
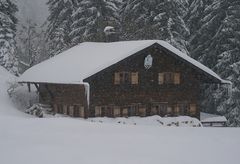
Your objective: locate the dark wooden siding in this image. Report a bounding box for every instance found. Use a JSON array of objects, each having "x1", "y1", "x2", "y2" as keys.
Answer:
[
  {"x1": 84, "y1": 44, "x2": 202, "y2": 118},
  {"x1": 39, "y1": 83, "x2": 88, "y2": 118}
]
